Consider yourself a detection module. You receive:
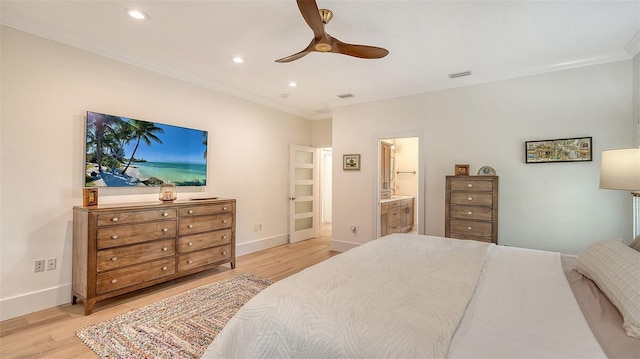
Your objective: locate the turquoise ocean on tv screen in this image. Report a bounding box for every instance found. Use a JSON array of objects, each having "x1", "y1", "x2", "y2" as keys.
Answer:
[{"x1": 134, "y1": 161, "x2": 206, "y2": 185}]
